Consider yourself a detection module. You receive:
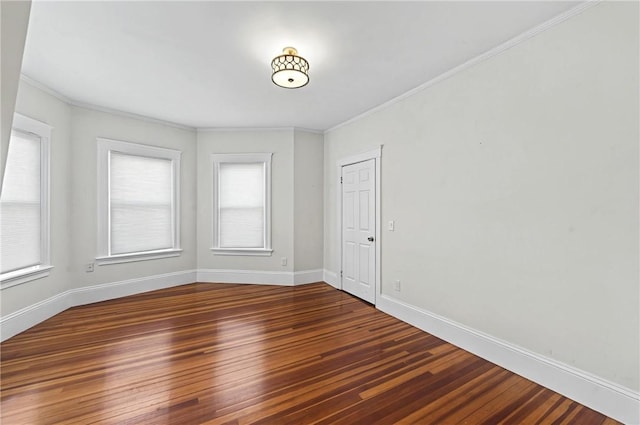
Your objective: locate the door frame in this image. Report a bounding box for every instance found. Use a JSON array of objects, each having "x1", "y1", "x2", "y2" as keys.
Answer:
[{"x1": 336, "y1": 146, "x2": 382, "y2": 305}]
